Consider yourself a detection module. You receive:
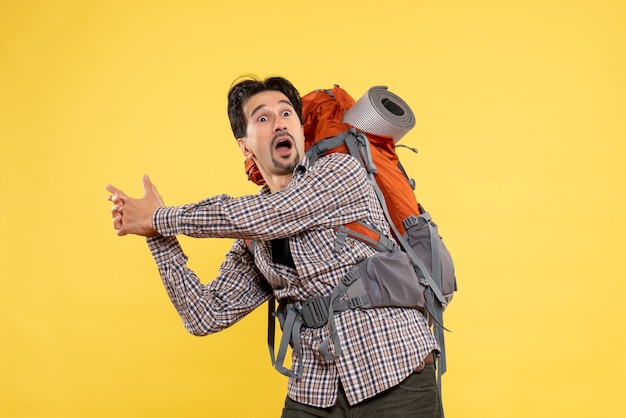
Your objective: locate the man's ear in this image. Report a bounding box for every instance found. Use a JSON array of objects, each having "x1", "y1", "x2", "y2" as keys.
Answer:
[{"x1": 237, "y1": 138, "x2": 253, "y2": 158}]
